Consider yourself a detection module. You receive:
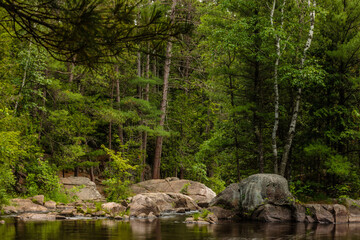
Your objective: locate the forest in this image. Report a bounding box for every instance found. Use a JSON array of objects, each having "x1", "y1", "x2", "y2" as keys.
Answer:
[{"x1": 0, "y1": 0, "x2": 360, "y2": 204}]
